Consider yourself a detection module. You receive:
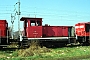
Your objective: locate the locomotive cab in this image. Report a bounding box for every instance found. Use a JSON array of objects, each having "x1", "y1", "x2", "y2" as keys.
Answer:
[{"x1": 20, "y1": 17, "x2": 42, "y2": 38}]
